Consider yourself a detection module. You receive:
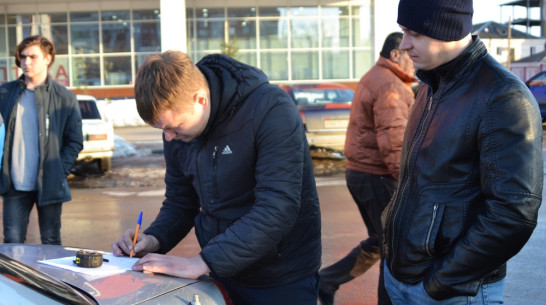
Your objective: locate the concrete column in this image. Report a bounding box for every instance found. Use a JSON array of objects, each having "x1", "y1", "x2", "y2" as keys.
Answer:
[{"x1": 160, "y1": 0, "x2": 187, "y2": 52}]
